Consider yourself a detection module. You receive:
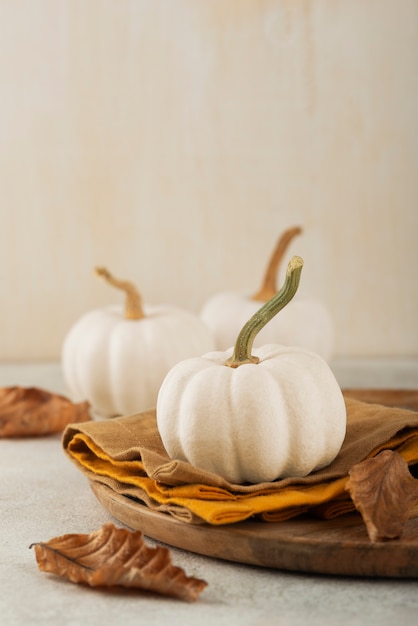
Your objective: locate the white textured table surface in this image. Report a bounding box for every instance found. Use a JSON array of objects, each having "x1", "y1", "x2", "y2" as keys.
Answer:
[{"x1": 1, "y1": 359, "x2": 418, "y2": 626}]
